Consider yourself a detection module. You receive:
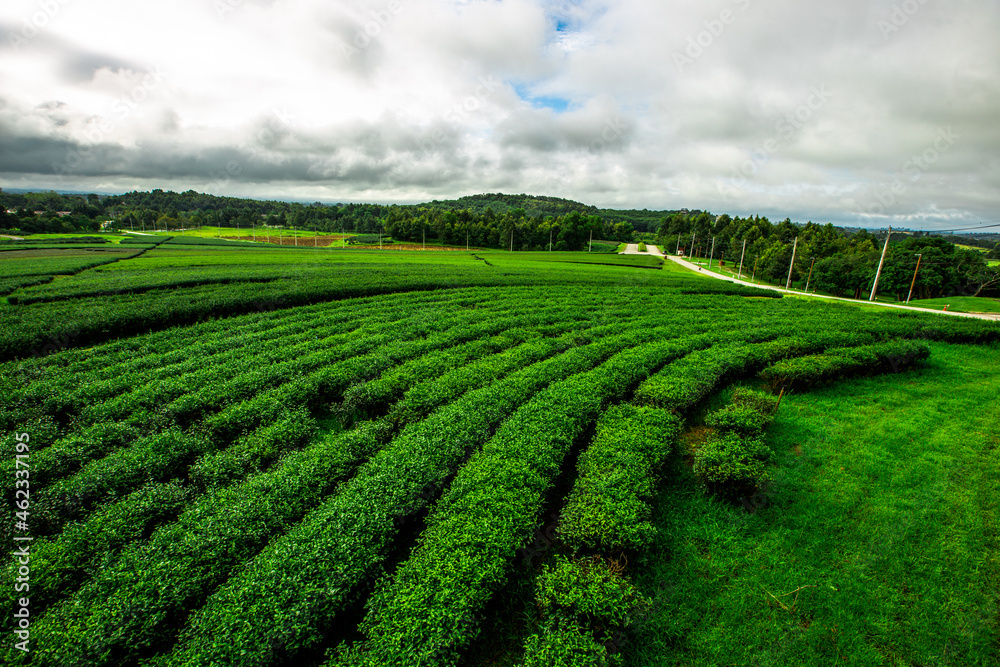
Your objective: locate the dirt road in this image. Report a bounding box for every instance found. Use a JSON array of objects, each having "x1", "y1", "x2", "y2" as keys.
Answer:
[
  {"x1": 666, "y1": 255, "x2": 1000, "y2": 322},
  {"x1": 620, "y1": 243, "x2": 665, "y2": 256}
]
